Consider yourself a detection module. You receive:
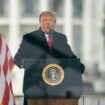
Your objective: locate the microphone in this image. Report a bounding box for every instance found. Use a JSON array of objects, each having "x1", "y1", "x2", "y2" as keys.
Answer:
[{"x1": 46, "y1": 29, "x2": 54, "y2": 36}]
